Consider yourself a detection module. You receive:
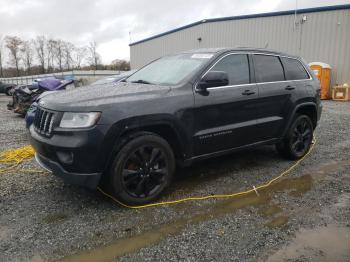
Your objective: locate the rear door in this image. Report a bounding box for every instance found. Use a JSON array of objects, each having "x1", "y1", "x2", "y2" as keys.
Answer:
[
  {"x1": 281, "y1": 56, "x2": 312, "y2": 98},
  {"x1": 193, "y1": 53, "x2": 259, "y2": 156},
  {"x1": 252, "y1": 54, "x2": 296, "y2": 141}
]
